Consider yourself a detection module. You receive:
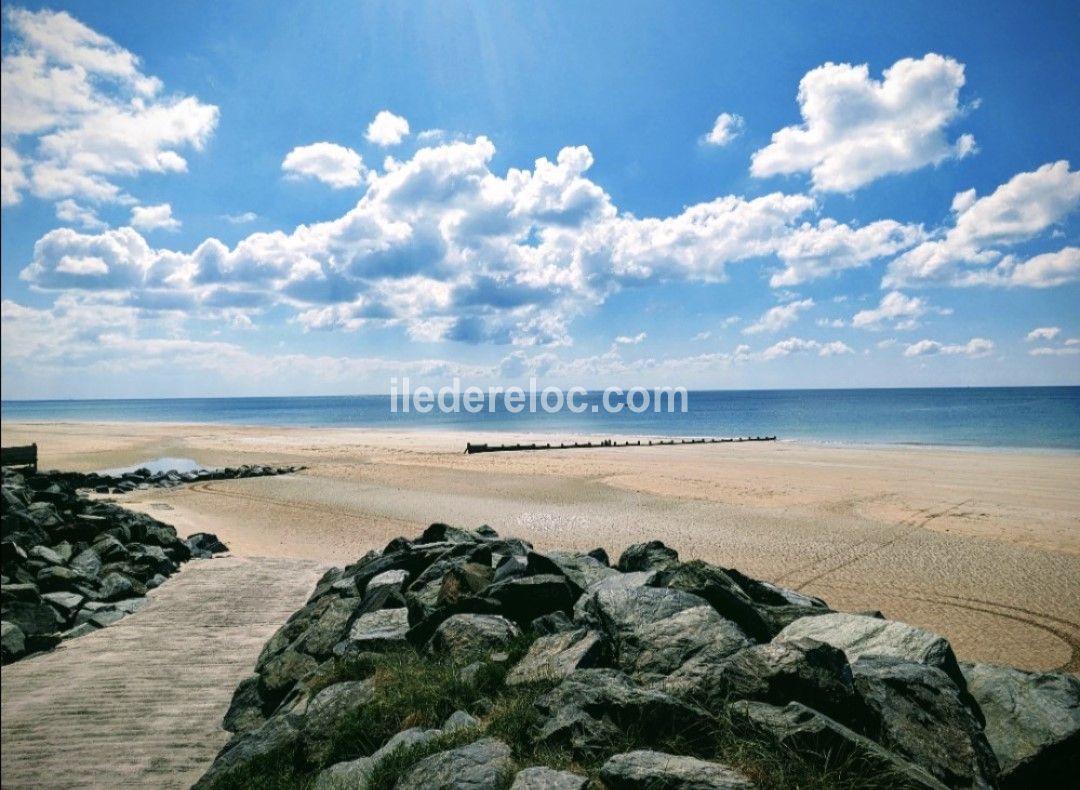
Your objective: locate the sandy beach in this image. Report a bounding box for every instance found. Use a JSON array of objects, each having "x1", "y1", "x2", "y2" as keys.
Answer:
[{"x1": 3, "y1": 420, "x2": 1079, "y2": 674}]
